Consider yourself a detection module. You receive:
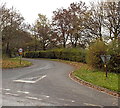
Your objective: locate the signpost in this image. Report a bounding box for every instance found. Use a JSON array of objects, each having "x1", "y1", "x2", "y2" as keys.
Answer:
[
  {"x1": 100, "y1": 55, "x2": 111, "y2": 77},
  {"x1": 18, "y1": 48, "x2": 23, "y2": 65}
]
